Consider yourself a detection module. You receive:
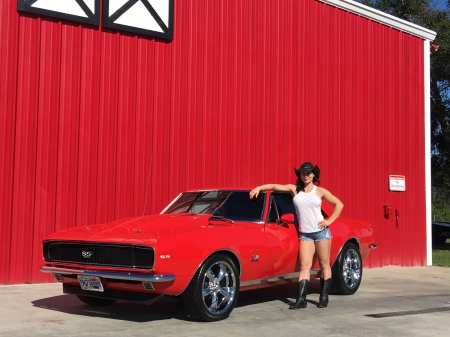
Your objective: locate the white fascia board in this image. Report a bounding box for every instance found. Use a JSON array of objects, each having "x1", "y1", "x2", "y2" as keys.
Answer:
[{"x1": 319, "y1": 0, "x2": 436, "y2": 41}]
